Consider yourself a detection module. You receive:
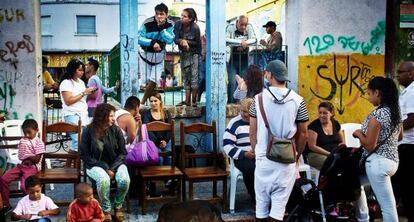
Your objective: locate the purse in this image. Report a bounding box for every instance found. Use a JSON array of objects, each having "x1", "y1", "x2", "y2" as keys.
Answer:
[
  {"x1": 258, "y1": 93, "x2": 296, "y2": 164},
  {"x1": 125, "y1": 124, "x2": 159, "y2": 166}
]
